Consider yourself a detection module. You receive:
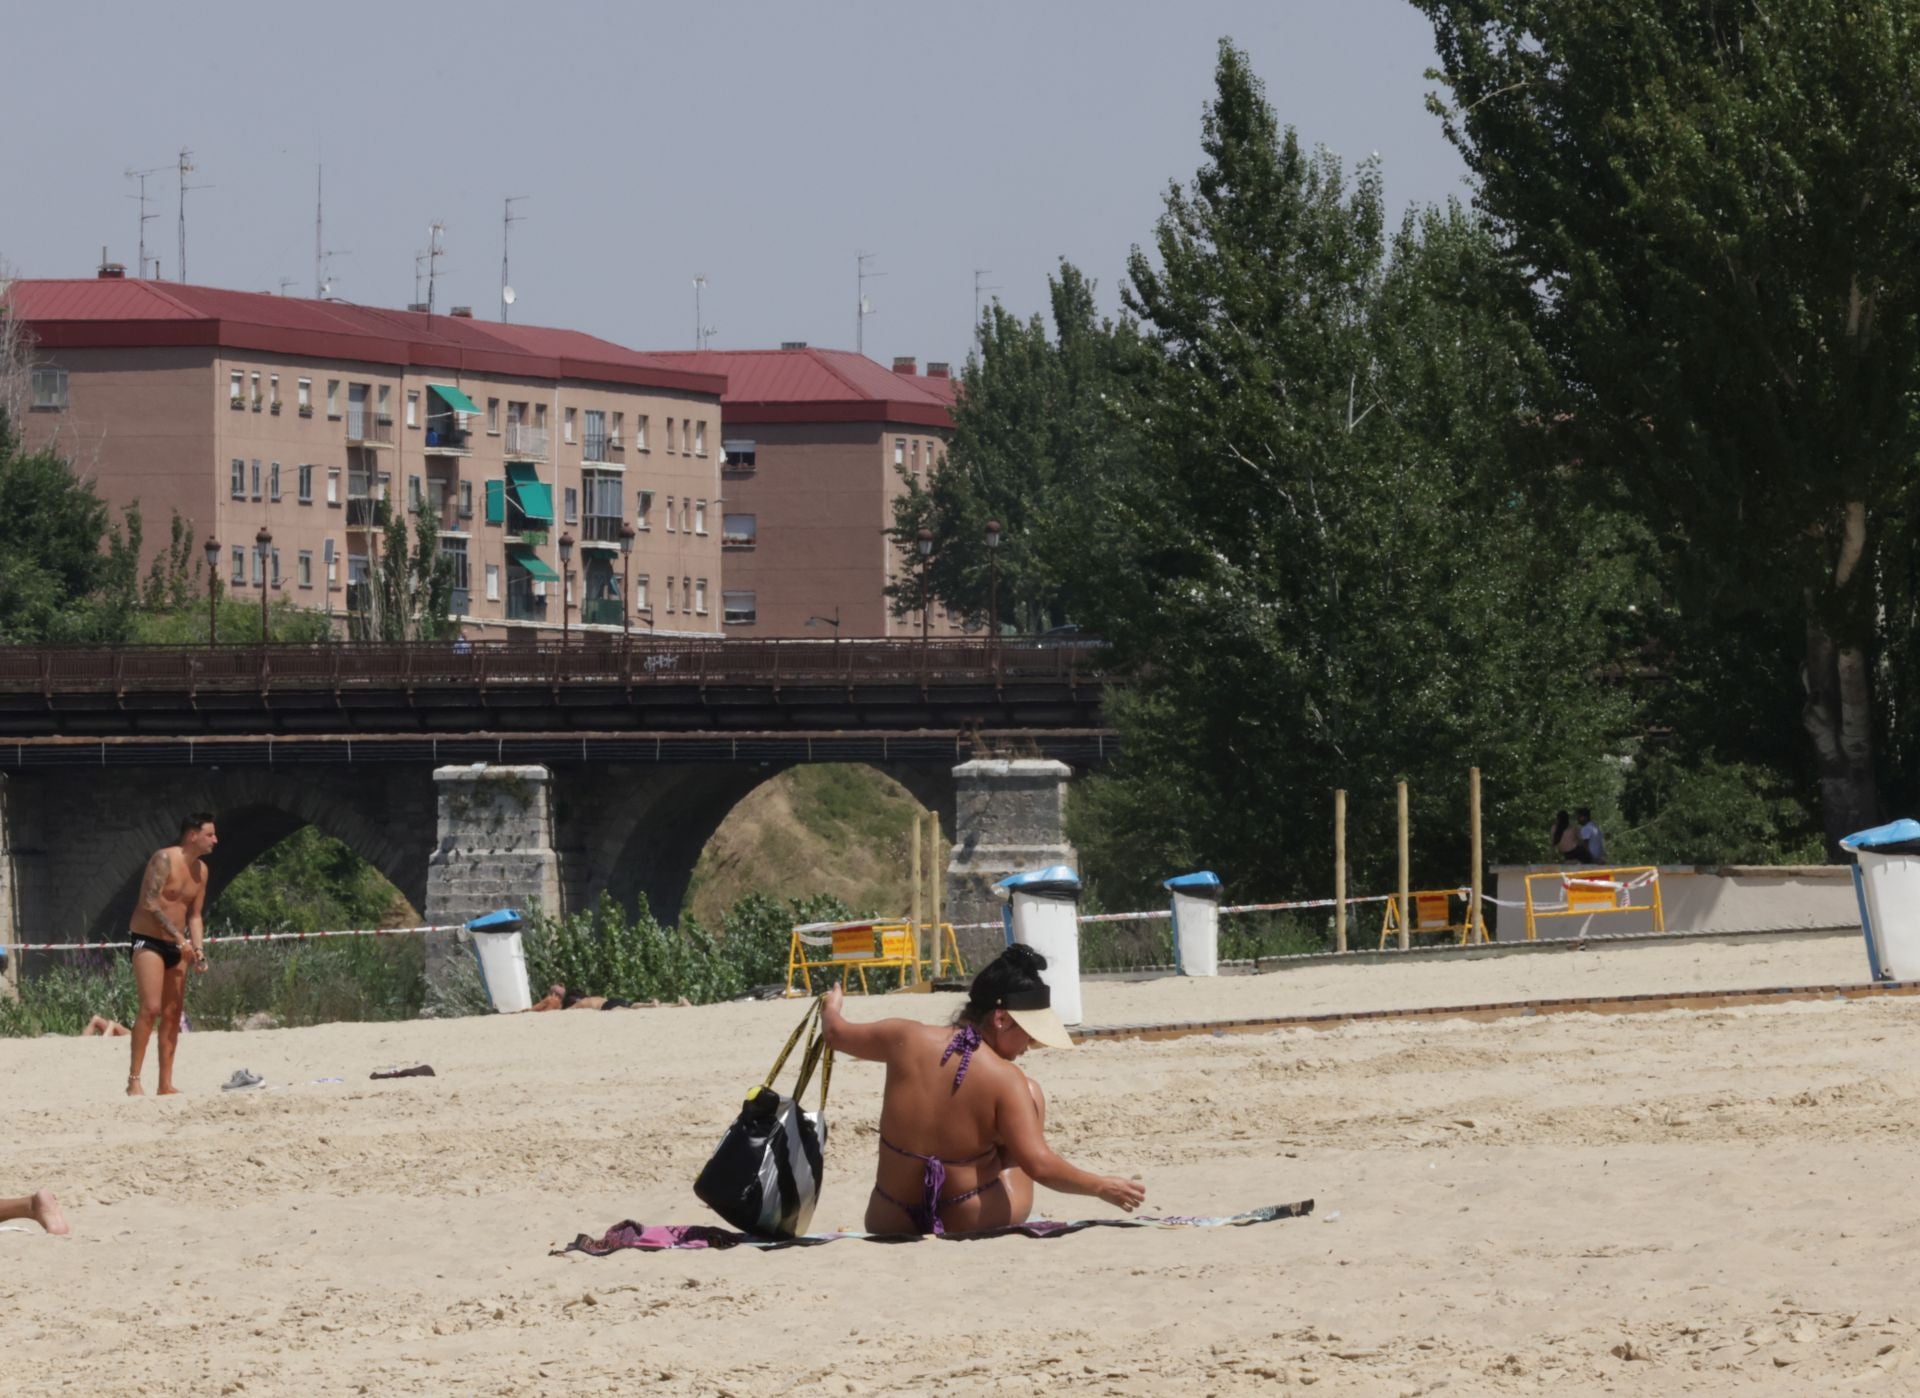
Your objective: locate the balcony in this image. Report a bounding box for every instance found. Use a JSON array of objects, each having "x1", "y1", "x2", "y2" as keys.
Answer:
[
  {"x1": 582, "y1": 433, "x2": 623, "y2": 464},
  {"x1": 449, "y1": 587, "x2": 471, "y2": 617},
  {"x1": 424, "y1": 417, "x2": 473, "y2": 455},
  {"x1": 505, "y1": 423, "x2": 549, "y2": 459},
  {"x1": 345, "y1": 413, "x2": 394, "y2": 447},
  {"x1": 425, "y1": 482, "x2": 471, "y2": 533},
  {"x1": 581, "y1": 514, "x2": 624, "y2": 544},
  {"x1": 346, "y1": 497, "x2": 380, "y2": 529},
  {"x1": 581, "y1": 598, "x2": 623, "y2": 627},
  {"x1": 506, "y1": 589, "x2": 547, "y2": 623}
]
